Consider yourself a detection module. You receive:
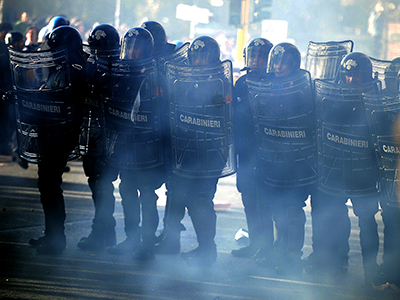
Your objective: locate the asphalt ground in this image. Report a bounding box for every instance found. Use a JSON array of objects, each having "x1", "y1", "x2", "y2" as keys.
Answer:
[{"x1": 1, "y1": 156, "x2": 399, "y2": 299}]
